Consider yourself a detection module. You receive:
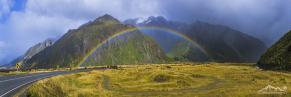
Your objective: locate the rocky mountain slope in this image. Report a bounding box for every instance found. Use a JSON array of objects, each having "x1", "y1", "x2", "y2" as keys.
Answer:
[
  {"x1": 8, "y1": 39, "x2": 54, "y2": 67},
  {"x1": 257, "y1": 31, "x2": 291, "y2": 71}
]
